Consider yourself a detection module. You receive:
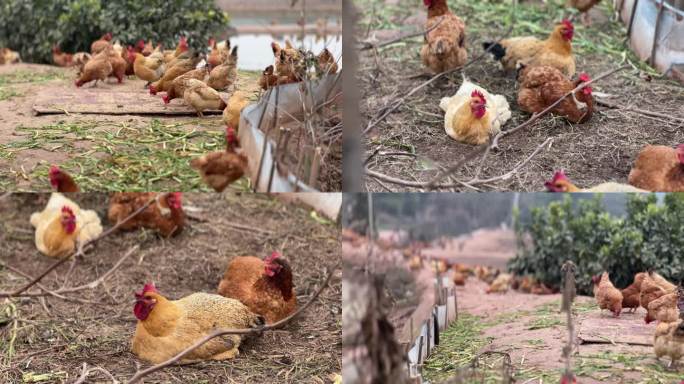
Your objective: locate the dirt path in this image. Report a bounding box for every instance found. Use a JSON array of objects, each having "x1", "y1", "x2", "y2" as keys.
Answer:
[
  {"x1": 358, "y1": 0, "x2": 684, "y2": 192},
  {"x1": 0, "y1": 63, "x2": 261, "y2": 191},
  {"x1": 0, "y1": 193, "x2": 341, "y2": 383}
]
